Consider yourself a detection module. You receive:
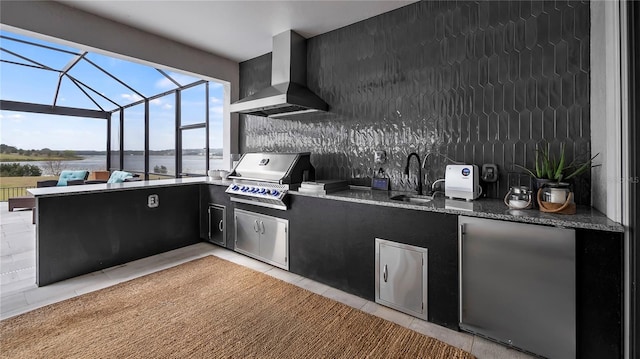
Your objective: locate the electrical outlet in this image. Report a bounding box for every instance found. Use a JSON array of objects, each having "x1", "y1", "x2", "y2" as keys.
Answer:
[
  {"x1": 148, "y1": 194, "x2": 159, "y2": 208},
  {"x1": 481, "y1": 164, "x2": 498, "y2": 182},
  {"x1": 374, "y1": 150, "x2": 387, "y2": 164}
]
